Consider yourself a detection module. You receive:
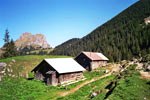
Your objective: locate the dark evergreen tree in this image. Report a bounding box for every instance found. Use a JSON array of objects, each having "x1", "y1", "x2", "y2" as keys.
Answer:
[
  {"x1": 3, "y1": 29, "x2": 10, "y2": 47},
  {"x1": 9, "y1": 39, "x2": 18, "y2": 56},
  {"x1": 2, "y1": 29, "x2": 18, "y2": 58}
]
